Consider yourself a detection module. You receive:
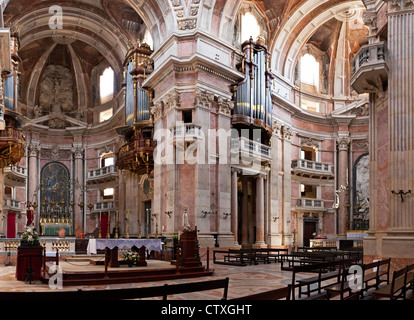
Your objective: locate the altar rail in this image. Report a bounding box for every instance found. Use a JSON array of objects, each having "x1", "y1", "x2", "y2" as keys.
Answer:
[{"x1": 0, "y1": 238, "x2": 75, "y2": 254}]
